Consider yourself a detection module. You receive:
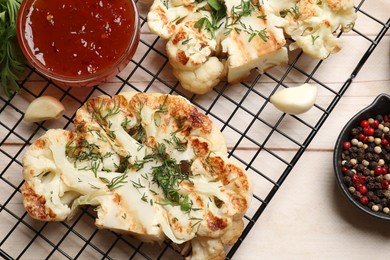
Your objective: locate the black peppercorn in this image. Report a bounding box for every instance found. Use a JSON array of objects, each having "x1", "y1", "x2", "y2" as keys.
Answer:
[
  {"x1": 373, "y1": 195, "x2": 381, "y2": 204},
  {"x1": 367, "y1": 182, "x2": 375, "y2": 190},
  {"x1": 344, "y1": 161, "x2": 353, "y2": 168},
  {"x1": 343, "y1": 176, "x2": 352, "y2": 186},
  {"x1": 353, "y1": 191, "x2": 362, "y2": 199},
  {"x1": 349, "y1": 147, "x2": 358, "y2": 153},
  {"x1": 369, "y1": 161, "x2": 378, "y2": 170},
  {"x1": 351, "y1": 128, "x2": 360, "y2": 136},
  {"x1": 346, "y1": 170, "x2": 354, "y2": 177},
  {"x1": 367, "y1": 191, "x2": 375, "y2": 199},
  {"x1": 356, "y1": 164, "x2": 365, "y2": 172},
  {"x1": 367, "y1": 176, "x2": 375, "y2": 182},
  {"x1": 376, "y1": 115, "x2": 384, "y2": 122},
  {"x1": 374, "y1": 129, "x2": 383, "y2": 138}
]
